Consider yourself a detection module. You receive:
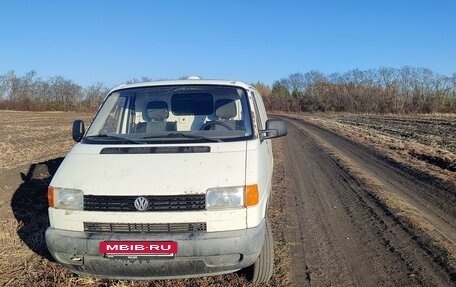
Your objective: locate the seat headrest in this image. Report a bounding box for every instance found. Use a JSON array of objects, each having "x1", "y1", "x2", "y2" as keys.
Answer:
[
  {"x1": 215, "y1": 99, "x2": 236, "y2": 119},
  {"x1": 146, "y1": 101, "x2": 169, "y2": 121}
]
